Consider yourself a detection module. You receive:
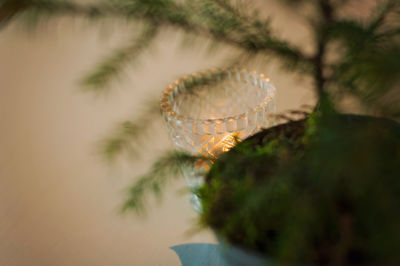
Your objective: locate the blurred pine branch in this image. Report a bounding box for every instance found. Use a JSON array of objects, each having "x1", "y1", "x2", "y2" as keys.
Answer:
[
  {"x1": 82, "y1": 24, "x2": 159, "y2": 92},
  {"x1": 101, "y1": 99, "x2": 160, "y2": 162},
  {"x1": 122, "y1": 151, "x2": 203, "y2": 214}
]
